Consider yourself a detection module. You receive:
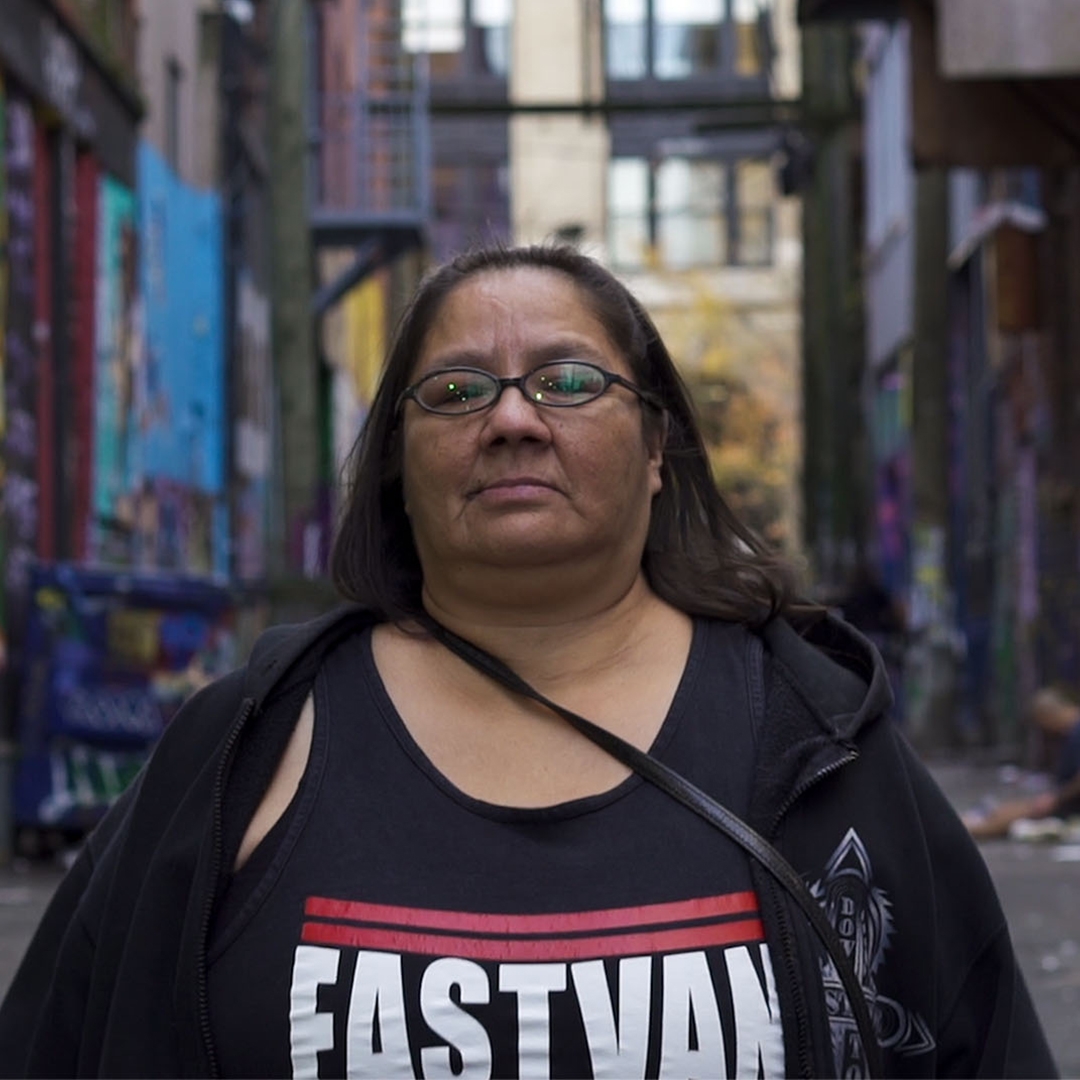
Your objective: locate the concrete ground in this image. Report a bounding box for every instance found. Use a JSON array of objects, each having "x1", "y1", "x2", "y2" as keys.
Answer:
[
  {"x1": 0, "y1": 756, "x2": 1075, "y2": 1075},
  {"x1": 927, "y1": 757, "x2": 1080, "y2": 1078}
]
